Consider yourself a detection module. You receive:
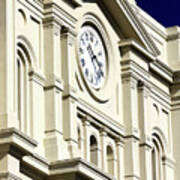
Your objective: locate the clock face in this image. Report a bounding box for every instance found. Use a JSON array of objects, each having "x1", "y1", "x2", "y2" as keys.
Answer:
[{"x1": 78, "y1": 25, "x2": 107, "y2": 89}]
